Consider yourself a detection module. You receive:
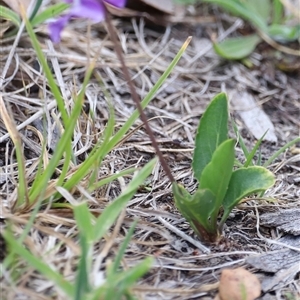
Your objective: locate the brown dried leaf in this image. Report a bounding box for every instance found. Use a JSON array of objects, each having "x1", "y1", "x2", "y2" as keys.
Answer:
[{"x1": 218, "y1": 268, "x2": 261, "y2": 300}]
